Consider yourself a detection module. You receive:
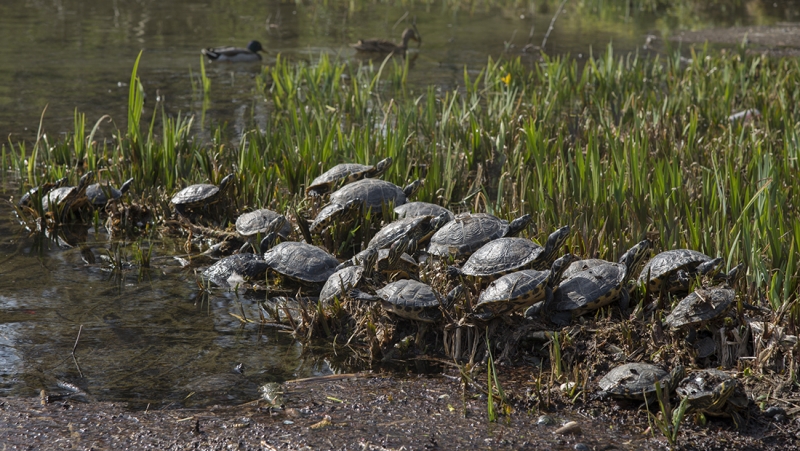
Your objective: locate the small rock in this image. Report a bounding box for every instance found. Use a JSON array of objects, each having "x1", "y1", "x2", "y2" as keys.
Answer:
[
  {"x1": 764, "y1": 406, "x2": 786, "y2": 418},
  {"x1": 574, "y1": 444, "x2": 590, "y2": 451},
  {"x1": 560, "y1": 382, "x2": 576, "y2": 392},
  {"x1": 537, "y1": 414, "x2": 556, "y2": 426},
  {"x1": 554, "y1": 421, "x2": 581, "y2": 435},
  {"x1": 774, "y1": 414, "x2": 787, "y2": 423}
]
